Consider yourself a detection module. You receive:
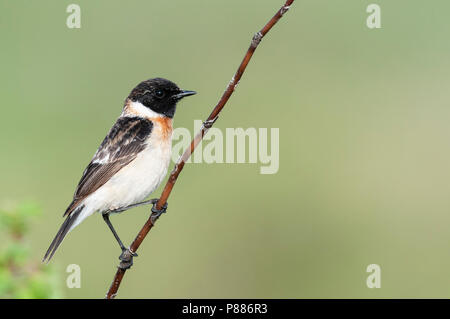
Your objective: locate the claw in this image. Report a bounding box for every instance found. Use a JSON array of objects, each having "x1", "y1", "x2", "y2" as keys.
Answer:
[
  {"x1": 150, "y1": 199, "x2": 168, "y2": 224},
  {"x1": 118, "y1": 247, "x2": 137, "y2": 270}
]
